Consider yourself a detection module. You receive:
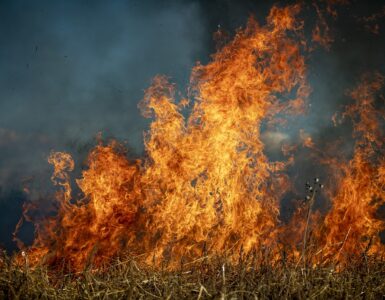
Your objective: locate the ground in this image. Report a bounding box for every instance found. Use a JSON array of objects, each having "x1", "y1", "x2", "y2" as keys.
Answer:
[{"x1": 1, "y1": 253, "x2": 385, "y2": 299}]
